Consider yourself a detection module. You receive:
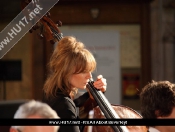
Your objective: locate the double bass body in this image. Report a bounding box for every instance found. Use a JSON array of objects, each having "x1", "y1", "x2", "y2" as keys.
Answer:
[{"x1": 83, "y1": 105, "x2": 148, "y2": 132}]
